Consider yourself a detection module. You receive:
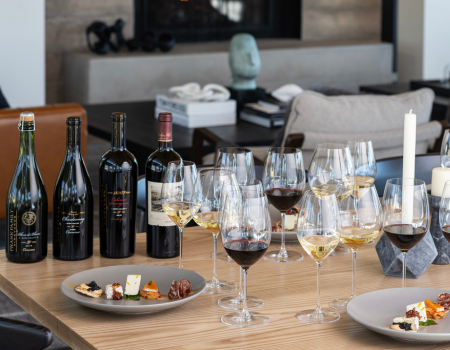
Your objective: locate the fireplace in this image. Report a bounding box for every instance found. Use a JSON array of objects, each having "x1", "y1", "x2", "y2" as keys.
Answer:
[{"x1": 134, "y1": 0, "x2": 301, "y2": 42}]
